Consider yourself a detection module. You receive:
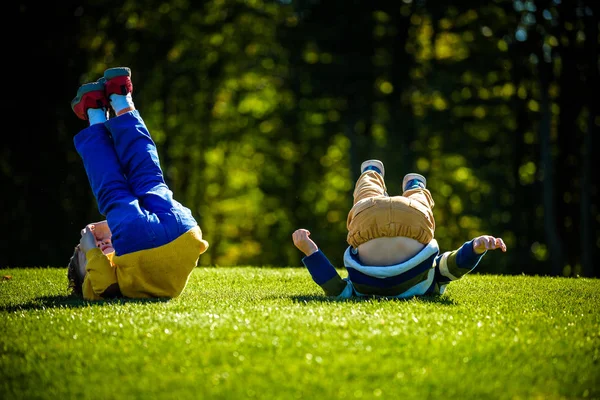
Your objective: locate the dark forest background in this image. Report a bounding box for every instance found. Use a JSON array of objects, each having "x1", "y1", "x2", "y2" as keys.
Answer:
[{"x1": 6, "y1": 0, "x2": 598, "y2": 277}]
